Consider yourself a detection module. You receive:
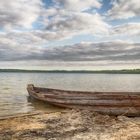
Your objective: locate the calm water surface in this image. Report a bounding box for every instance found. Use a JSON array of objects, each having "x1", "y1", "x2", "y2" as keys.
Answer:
[{"x1": 0, "y1": 72, "x2": 140, "y2": 118}]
